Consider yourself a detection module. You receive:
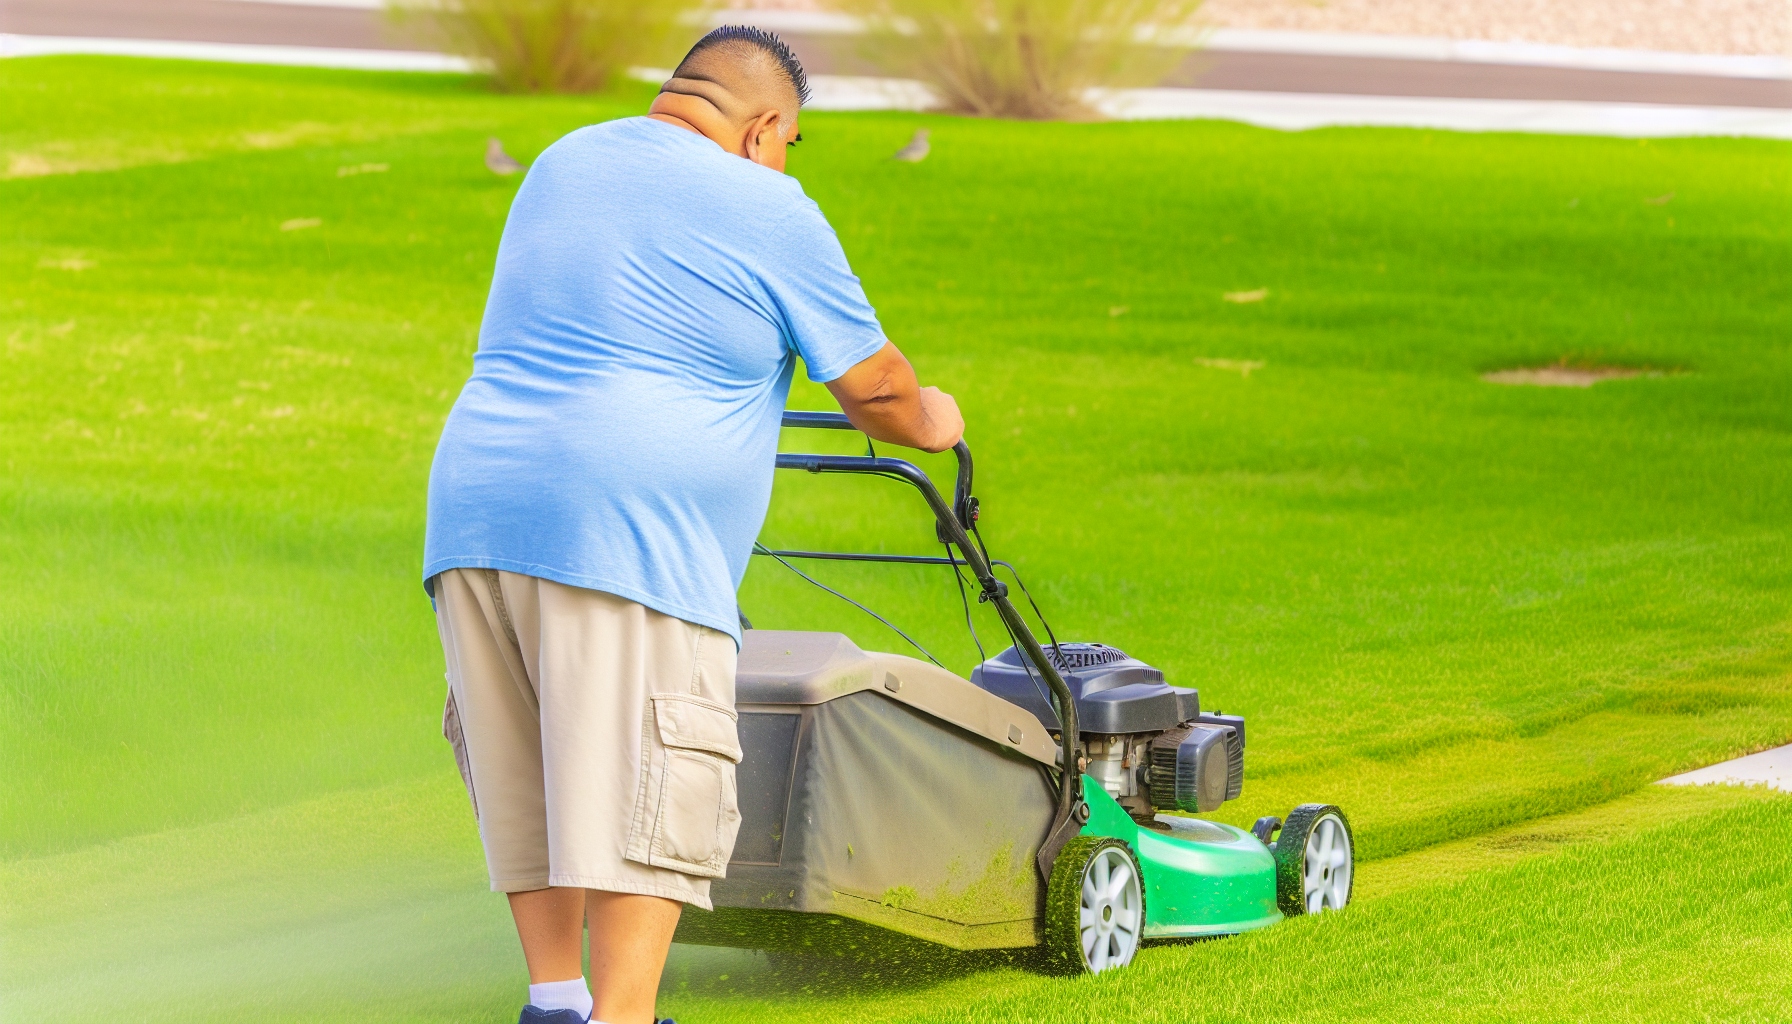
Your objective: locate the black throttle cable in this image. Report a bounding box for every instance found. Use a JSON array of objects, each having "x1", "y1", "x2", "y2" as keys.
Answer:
[
  {"x1": 754, "y1": 542, "x2": 946, "y2": 669},
  {"x1": 945, "y1": 541, "x2": 987, "y2": 665}
]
